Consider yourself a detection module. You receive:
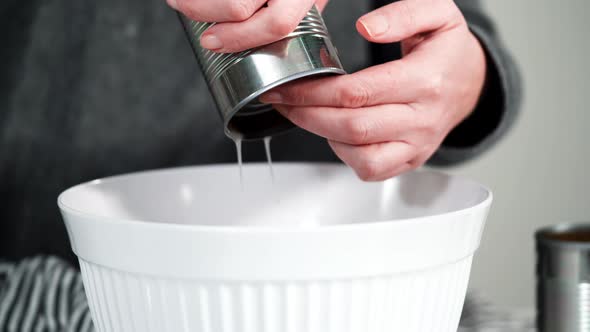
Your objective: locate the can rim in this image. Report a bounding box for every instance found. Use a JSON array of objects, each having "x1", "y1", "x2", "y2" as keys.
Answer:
[
  {"x1": 536, "y1": 222, "x2": 590, "y2": 248},
  {"x1": 224, "y1": 66, "x2": 346, "y2": 140}
]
